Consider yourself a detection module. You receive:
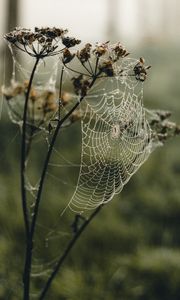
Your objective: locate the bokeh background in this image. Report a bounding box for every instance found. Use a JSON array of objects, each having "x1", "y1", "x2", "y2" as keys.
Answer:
[{"x1": 0, "y1": 0, "x2": 180, "y2": 299}]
